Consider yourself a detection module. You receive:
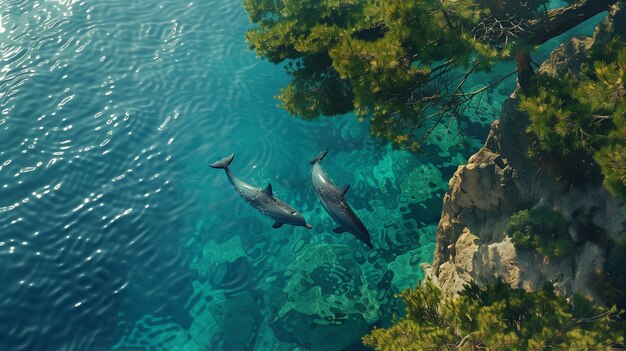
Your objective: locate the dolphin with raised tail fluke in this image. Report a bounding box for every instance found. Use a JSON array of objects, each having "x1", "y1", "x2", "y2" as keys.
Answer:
[
  {"x1": 210, "y1": 154, "x2": 312, "y2": 229},
  {"x1": 310, "y1": 150, "x2": 373, "y2": 249}
]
